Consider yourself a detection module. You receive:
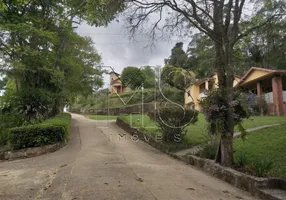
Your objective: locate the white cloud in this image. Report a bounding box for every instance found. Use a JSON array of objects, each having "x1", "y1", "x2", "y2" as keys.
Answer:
[{"x1": 77, "y1": 18, "x2": 189, "y2": 88}]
